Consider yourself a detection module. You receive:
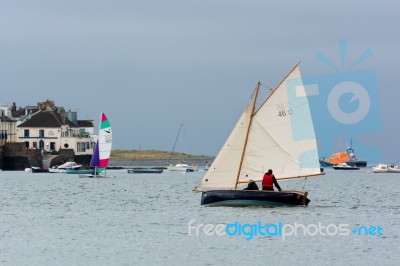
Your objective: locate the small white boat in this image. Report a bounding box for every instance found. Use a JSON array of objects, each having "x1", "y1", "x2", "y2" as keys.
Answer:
[
  {"x1": 373, "y1": 163, "x2": 400, "y2": 173},
  {"x1": 49, "y1": 161, "x2": 82, "y2": 173},
  {"x1": 388, "y1": 164, "x2": 400, "y2": 173},
  {"x1": 333, "y1": 162, "x2": 360, "y2": 170},
  {"x1": 372, "y1": 164, "x2": 389, "y2": 173},
  {"x1": 167, "y1": 163, "x2": 197, "y2": 172}
]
